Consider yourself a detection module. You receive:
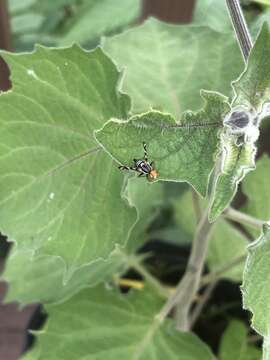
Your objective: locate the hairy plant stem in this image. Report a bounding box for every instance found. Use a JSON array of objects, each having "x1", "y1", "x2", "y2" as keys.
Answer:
[
  {"x1": 224, "y1": 207, "x2": 265, "y2": 229},
  {"x1": 157, "y1": 210, "x2": 214, "y2": 330},
  {"x1": 226, "y1": 0, "x2": 253, "y2": 62}
]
